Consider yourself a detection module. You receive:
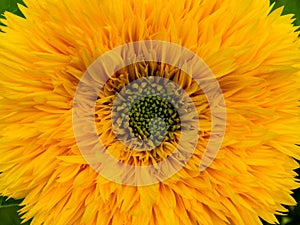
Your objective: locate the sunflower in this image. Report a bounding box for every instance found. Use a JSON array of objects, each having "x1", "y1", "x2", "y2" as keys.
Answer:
[{"x1": 0, "y1": 0, "x2": 300, "y2": 224}]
